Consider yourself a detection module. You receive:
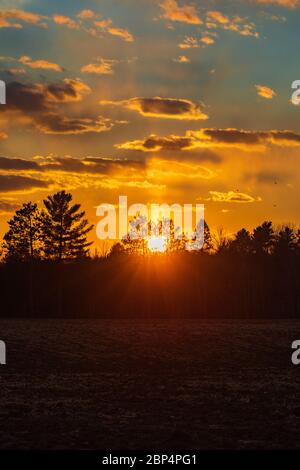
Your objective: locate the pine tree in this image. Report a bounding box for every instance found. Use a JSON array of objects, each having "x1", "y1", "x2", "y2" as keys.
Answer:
[
  {"x1": 274, "y1": 225, "x2": 296, "y2": 255},
  {"x1": 42, "y1": 191, "x2": 93, "y2": 260},
  {"x1": 230, "y1": 228, "x2": 253, "y2": 254},
  {"x1": 203, "y1": 221, "x2": 213, "y2": 252},
  {"x1": 2, "y1": 202, "x2": 42, "y2": 262},
  {"x1": 252, "y1": 221, "x2": 274, "y2": 255}
]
